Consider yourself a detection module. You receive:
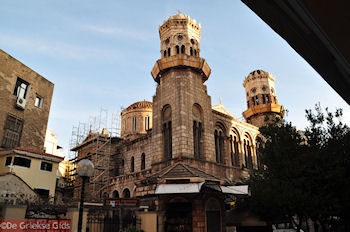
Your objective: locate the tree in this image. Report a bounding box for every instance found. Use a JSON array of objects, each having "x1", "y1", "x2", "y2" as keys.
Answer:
[
  {"x1": 241, "y1": 104, "x2": 350, "y2": 232},
  {"x1": 303, "y1": 105, "x2": 350, "y2": 231}
]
